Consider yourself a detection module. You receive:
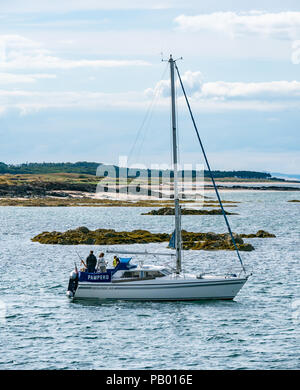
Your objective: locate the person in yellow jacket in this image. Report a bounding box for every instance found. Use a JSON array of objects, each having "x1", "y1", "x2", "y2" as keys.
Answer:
[{"x1": 113, "y1": 256, "x2": 120, "y2": 268}]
